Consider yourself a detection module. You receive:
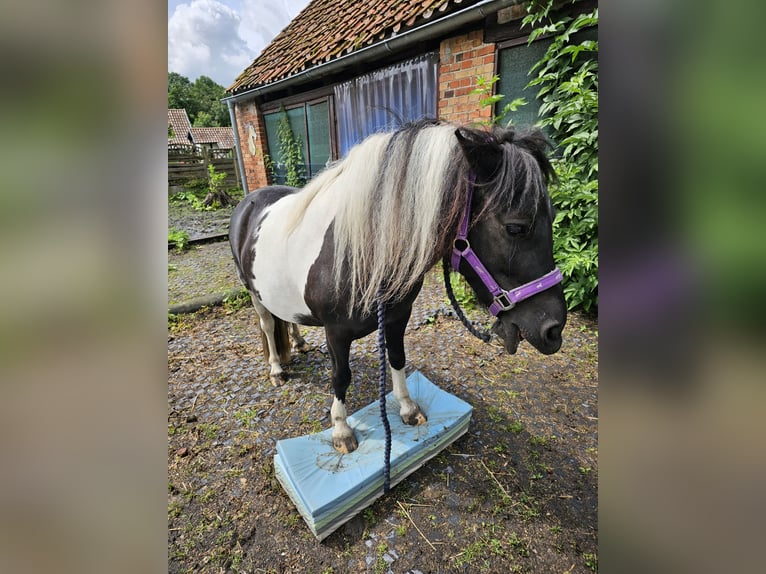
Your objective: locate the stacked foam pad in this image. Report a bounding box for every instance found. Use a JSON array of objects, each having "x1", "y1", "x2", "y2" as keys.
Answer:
[{"x1": 274, "y1": 371, "x2": 473, "y2": 540}]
